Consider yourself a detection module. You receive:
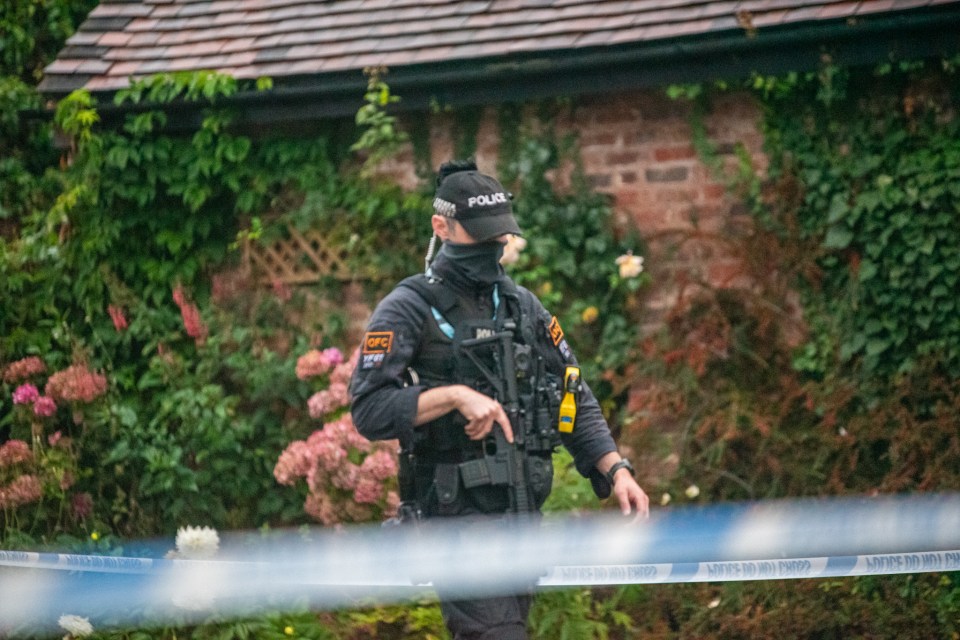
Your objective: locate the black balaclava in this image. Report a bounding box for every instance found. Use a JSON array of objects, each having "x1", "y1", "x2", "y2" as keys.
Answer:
[{"x1": 437, "y1": 240, "x2": 505, "y2": 287}]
